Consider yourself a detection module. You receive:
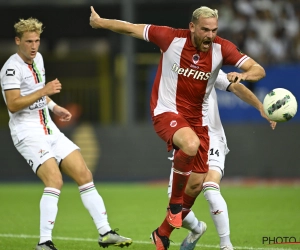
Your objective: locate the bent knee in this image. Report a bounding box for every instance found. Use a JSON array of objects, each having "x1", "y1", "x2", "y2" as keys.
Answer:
[
  {"x1": 45, "y1": 178, "x2": 63, "y2": 190},
  {"x1": 183, "y1": 138, "x2": 200, "y2": 156},
  {"x1": 75, "y1": 169, "x2": 93, "y2": 186}
]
